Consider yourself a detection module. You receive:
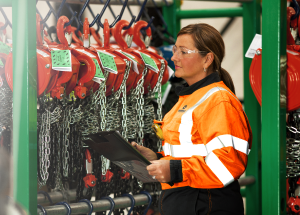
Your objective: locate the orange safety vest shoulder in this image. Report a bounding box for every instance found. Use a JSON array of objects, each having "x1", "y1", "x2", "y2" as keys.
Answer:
[{"x1": 159, "y1": 81, "x2": 252, "y2": 190}]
